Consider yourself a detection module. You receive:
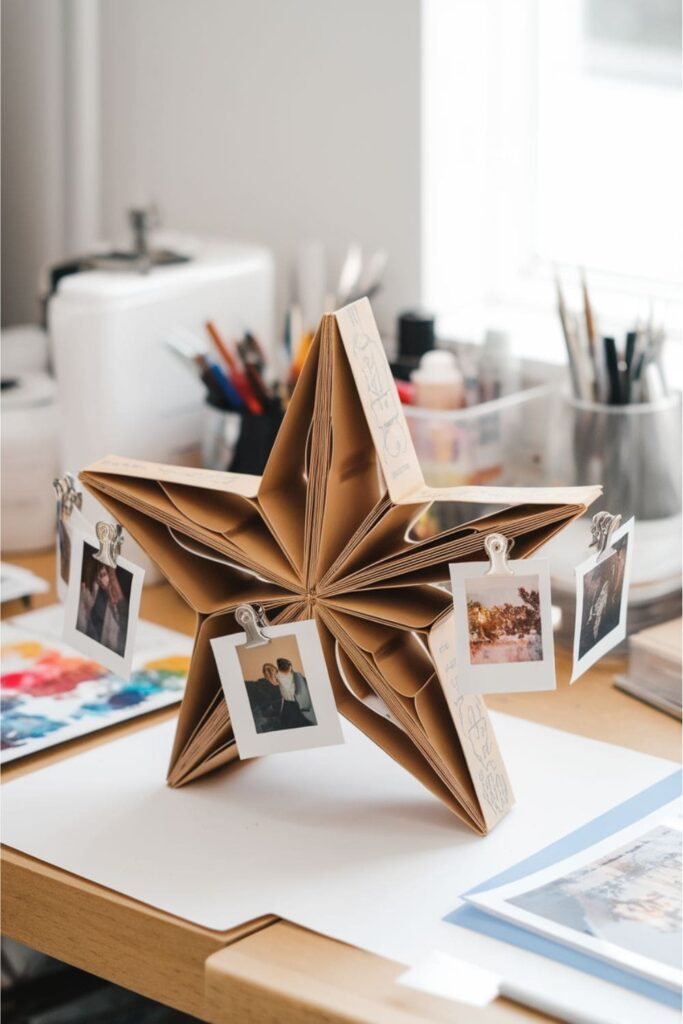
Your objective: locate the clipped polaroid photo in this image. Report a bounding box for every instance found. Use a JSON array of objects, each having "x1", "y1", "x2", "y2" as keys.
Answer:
[
  {"x1": 449, "y1": 543, "x2": 556, "y2": 695},
  {"x1": 571, "y1": 516, "x2": 634, "y2": 682},
  {"x1": 62, "y1": 523, "x2": 144, "y2": 679},
  {"x1": 56, "y1": 503, "x2": 91, "y2": 602},
  {"x1": 211, "y1": 614, "x2": 344, "y2": 759}
]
